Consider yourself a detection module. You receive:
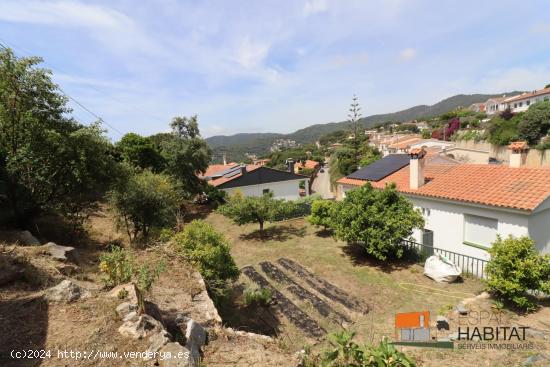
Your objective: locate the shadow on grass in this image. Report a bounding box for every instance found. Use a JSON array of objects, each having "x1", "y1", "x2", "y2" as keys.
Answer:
[
  {"x1": 313, "y1": 228, "x2": 333, "y2": 238},
  {"x1": 340, "y1": 242, "x2": 418, "y2": 273},
  {"x1": 239, "y1": 225, "x2": 307, "y2": 242},
  {"x1": 216, "y1": 283, "x2": 281, "y2": 336}
]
